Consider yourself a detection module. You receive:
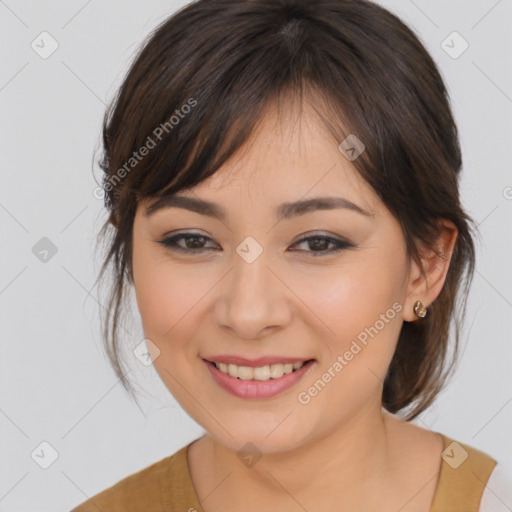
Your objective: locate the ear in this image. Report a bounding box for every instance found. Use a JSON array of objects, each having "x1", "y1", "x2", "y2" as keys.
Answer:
[{"x1": 403, "y1": 219, "x2": 458, "y2": 322}]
